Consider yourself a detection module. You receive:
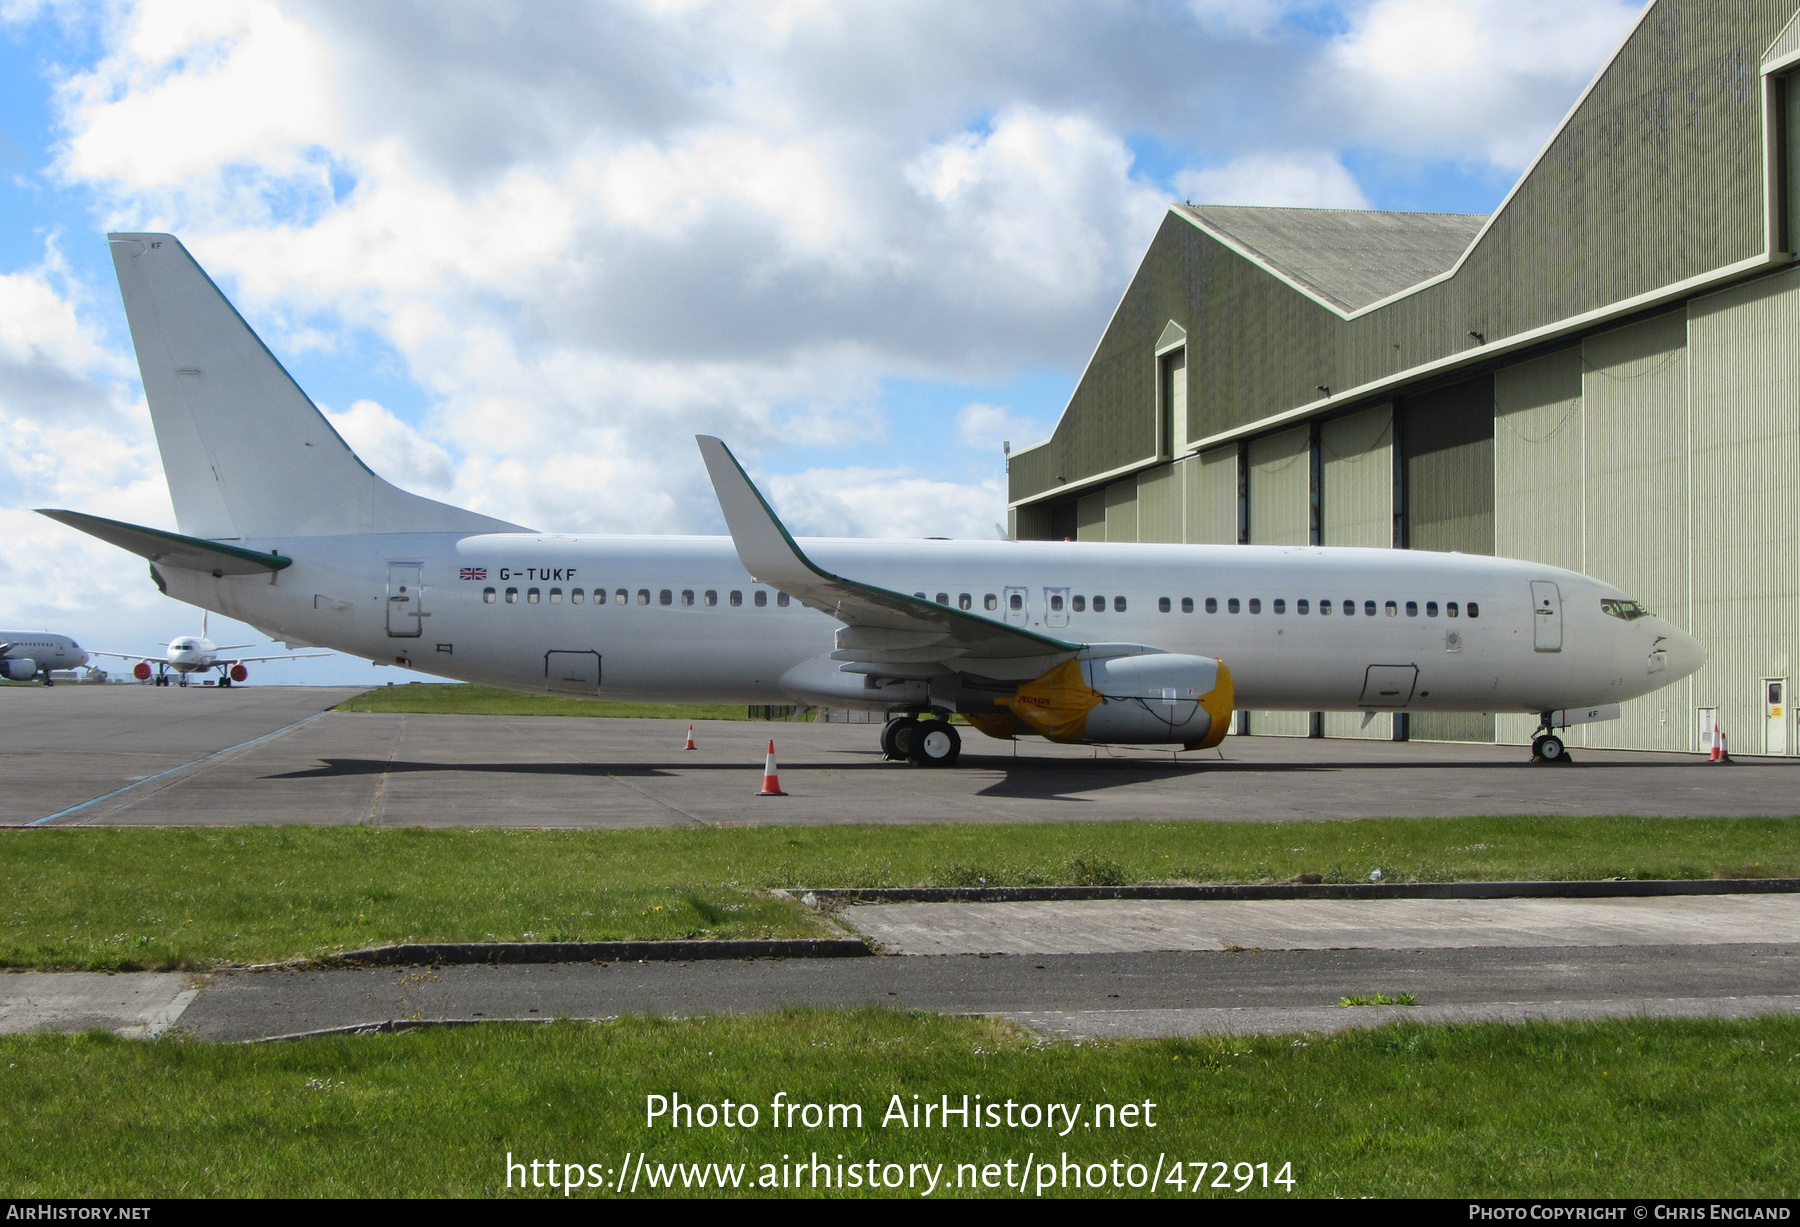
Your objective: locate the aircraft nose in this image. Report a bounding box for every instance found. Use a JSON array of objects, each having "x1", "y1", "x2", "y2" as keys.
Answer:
[{"x1": 1659, "y1": 626, "x2": 1706, "y2": 680}]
